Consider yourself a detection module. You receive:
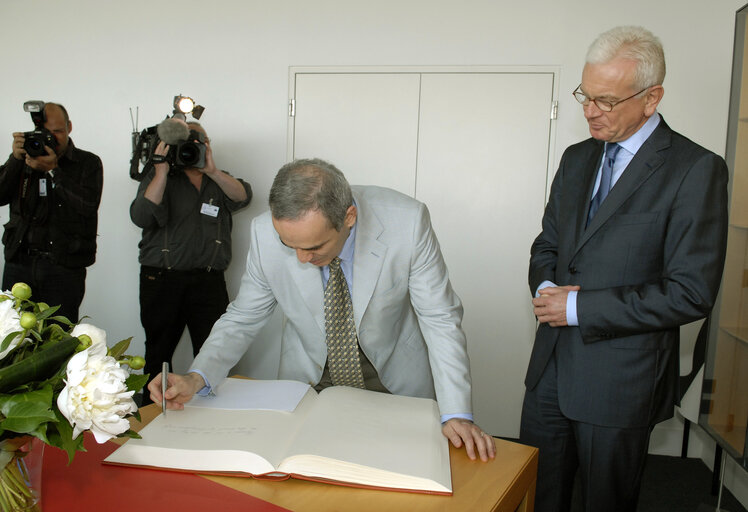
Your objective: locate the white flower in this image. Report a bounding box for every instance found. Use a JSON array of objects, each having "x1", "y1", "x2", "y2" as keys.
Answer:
[
  {"x1": 57, "y1": 340, "x2": 138, "y2": 443},
  {"x1": 70, "y1": 323, "x2": 107, "y2": 348},
  {"x1": 0, "y1": 294, "x2": 28, "y2": 361}
]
